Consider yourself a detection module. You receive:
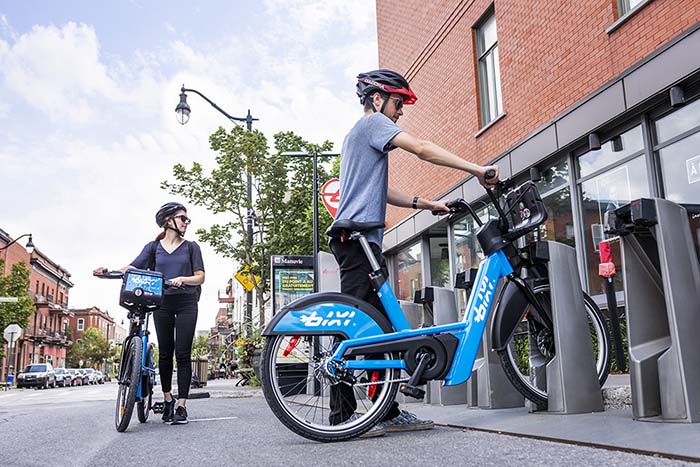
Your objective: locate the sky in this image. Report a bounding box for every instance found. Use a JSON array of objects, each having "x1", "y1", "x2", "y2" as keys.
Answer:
[{"x1": 0, "y1": 0, "x2": 378, "y2": 334}]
